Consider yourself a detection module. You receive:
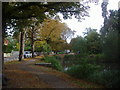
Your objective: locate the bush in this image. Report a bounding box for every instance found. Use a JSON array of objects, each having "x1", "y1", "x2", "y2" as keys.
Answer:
[
  {"x1": 88, "y1": 70, "x2": 120, "y2": 88},
  {"x1": 63, "y1": 54, "x2": 88, "y2": 61},
  {"x1": 66, "y1": 63, "x2": 102, "y2": 79},
  {"x1": 63, "y1": 54, "x2": 89, "y2": 65},
  {"x1": 57, "y1": 52, "x2": 65, "y2": 54},
  {"x1": 63, "y1": 55, "x2": 75, "y2": 60},
  {"x1": 54, "y1": 55, "x2": 62, "y2": 60},
  {"x1": 44, "y1": 56, "x2": 62, "y2": 71},
  {"x1": 88, "y1": 54, "x2": 105, "y2": 63}
]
